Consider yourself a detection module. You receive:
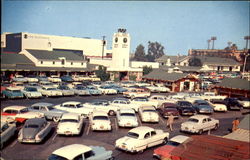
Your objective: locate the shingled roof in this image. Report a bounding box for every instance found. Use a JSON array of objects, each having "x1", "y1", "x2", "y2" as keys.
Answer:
[
  {"x1": 1, "y1": 52, "x2": 33, "y2": 64},
  {"x1": 214, "y1": 77, "x2": 250, "y2": 91},
  {"x1": 194, "y1": 56, "x2": 241, "y2": 66},
  {"x1": 27, "y1": 49, "x2": 86, "y2": 61},
  {"x1": 155, "y1": 55, "x2": 187, "y2": 63},
  {"x1": 142, "y1": 69, "x2": 189, "y2": 82}
]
